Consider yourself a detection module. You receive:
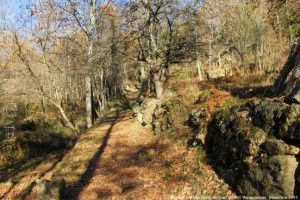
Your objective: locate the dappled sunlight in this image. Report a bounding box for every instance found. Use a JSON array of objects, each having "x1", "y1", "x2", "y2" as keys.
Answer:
[
  {"x1": 0, "y1": 153, "x2": 64, "y2": 199},
  {"x1": 1, "y1": 0, "x2": 297, "y2": 198}
]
